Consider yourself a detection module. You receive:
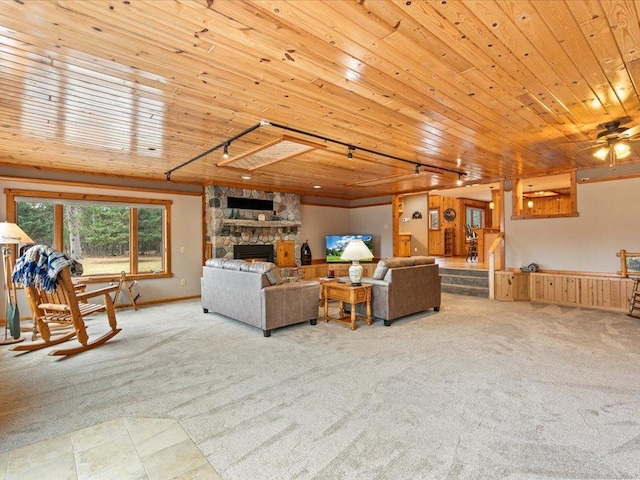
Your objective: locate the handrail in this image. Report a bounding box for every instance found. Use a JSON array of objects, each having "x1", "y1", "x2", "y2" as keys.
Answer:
[
  {"x1": 617, "y1": 249, "x2": 640, "y2": 278},
  {"x1": 488, "y1": 233, "x2": 505, "y2": 300}
]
